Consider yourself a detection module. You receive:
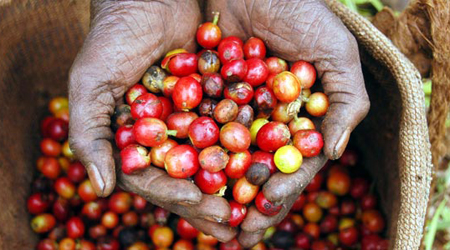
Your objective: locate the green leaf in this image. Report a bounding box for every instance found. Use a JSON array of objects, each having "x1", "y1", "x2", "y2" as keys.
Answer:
[
  {"x1": 352, "y1": 0, "x2": 369, "y2": 4},
  {"x1": 340, "y1": 0, "x2": 358, "y2": 12},
  {"x1": 445, "y1": 164, "x2": 450, "y2": 188},
  {"x1": 425, "y1": 198, "x2": 447, "y2": 250},
  {"x1": 357, "y1": 8, "x2": 375, "y2": 17},
  {"x1": 436, "y1": 220, "x2": 450, "y2": 230},
  {"x1": 423, "y1": 79, "x2": 432, "y2": 95},
  {"x1": 443, "y1": 207, "x2": 450, "y2": 218},
  {"x1": 369, "y1": 0, "x2": 384, "y2": 11}
]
